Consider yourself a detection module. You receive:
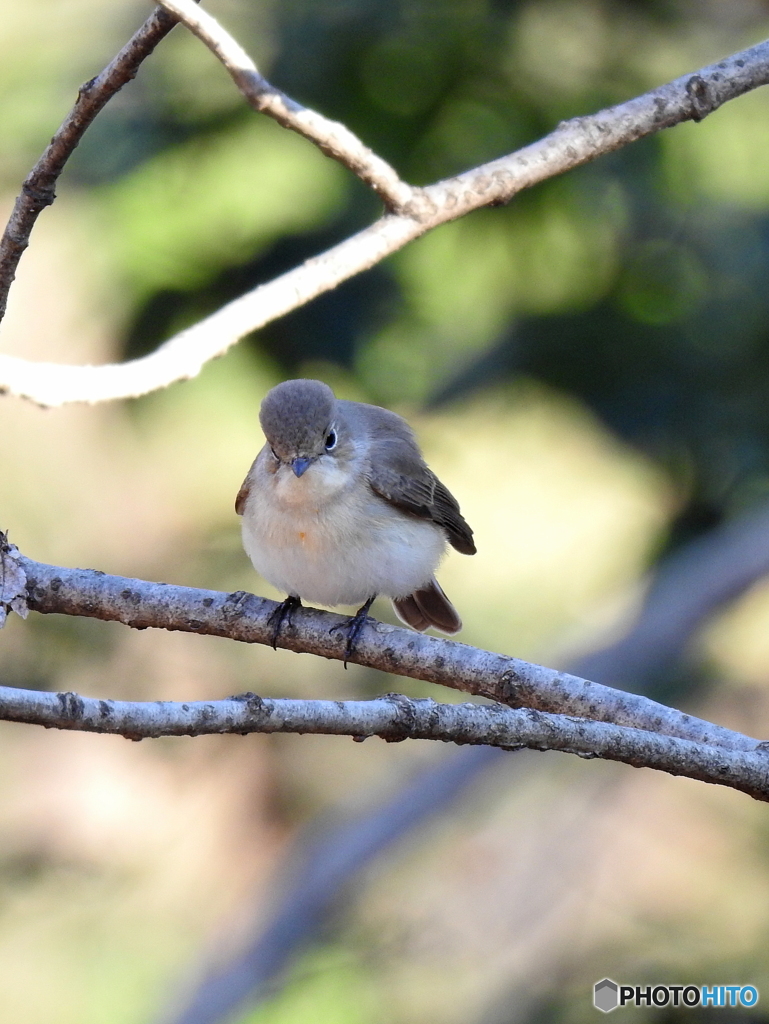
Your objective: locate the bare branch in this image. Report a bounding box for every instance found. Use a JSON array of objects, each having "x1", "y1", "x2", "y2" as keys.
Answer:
[
  {"x1": 155, "y1": 0, "x2": 417, "y2": 212},
  {"x1": 0, "y1": 215, "x2": 420, "y2": 405},
  {"x1": 424, "y1": 41, "x2": 769, "y2": 217},
  {"x1": 7, "y1": 544, "x2": 760, "y2": 754},
  {"x1": 0, "y1": 5, "x2": 182, "y2": 326},
  {"x1": 1, "y1": 681, "x2": 768, "y2": 801},
  {"x1": 1, "y1": 36, "x2": 768, "y2": 406}
]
